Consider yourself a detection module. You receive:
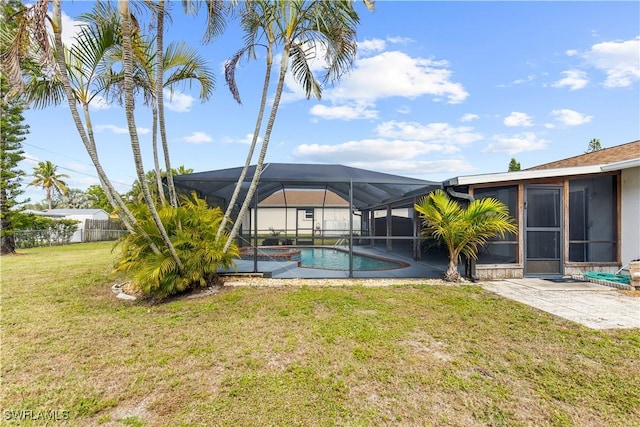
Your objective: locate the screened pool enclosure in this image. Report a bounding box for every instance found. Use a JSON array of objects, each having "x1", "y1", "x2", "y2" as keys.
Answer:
[{"x1": 173, "y1": 163, "x2": 443, "y2": 278}]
